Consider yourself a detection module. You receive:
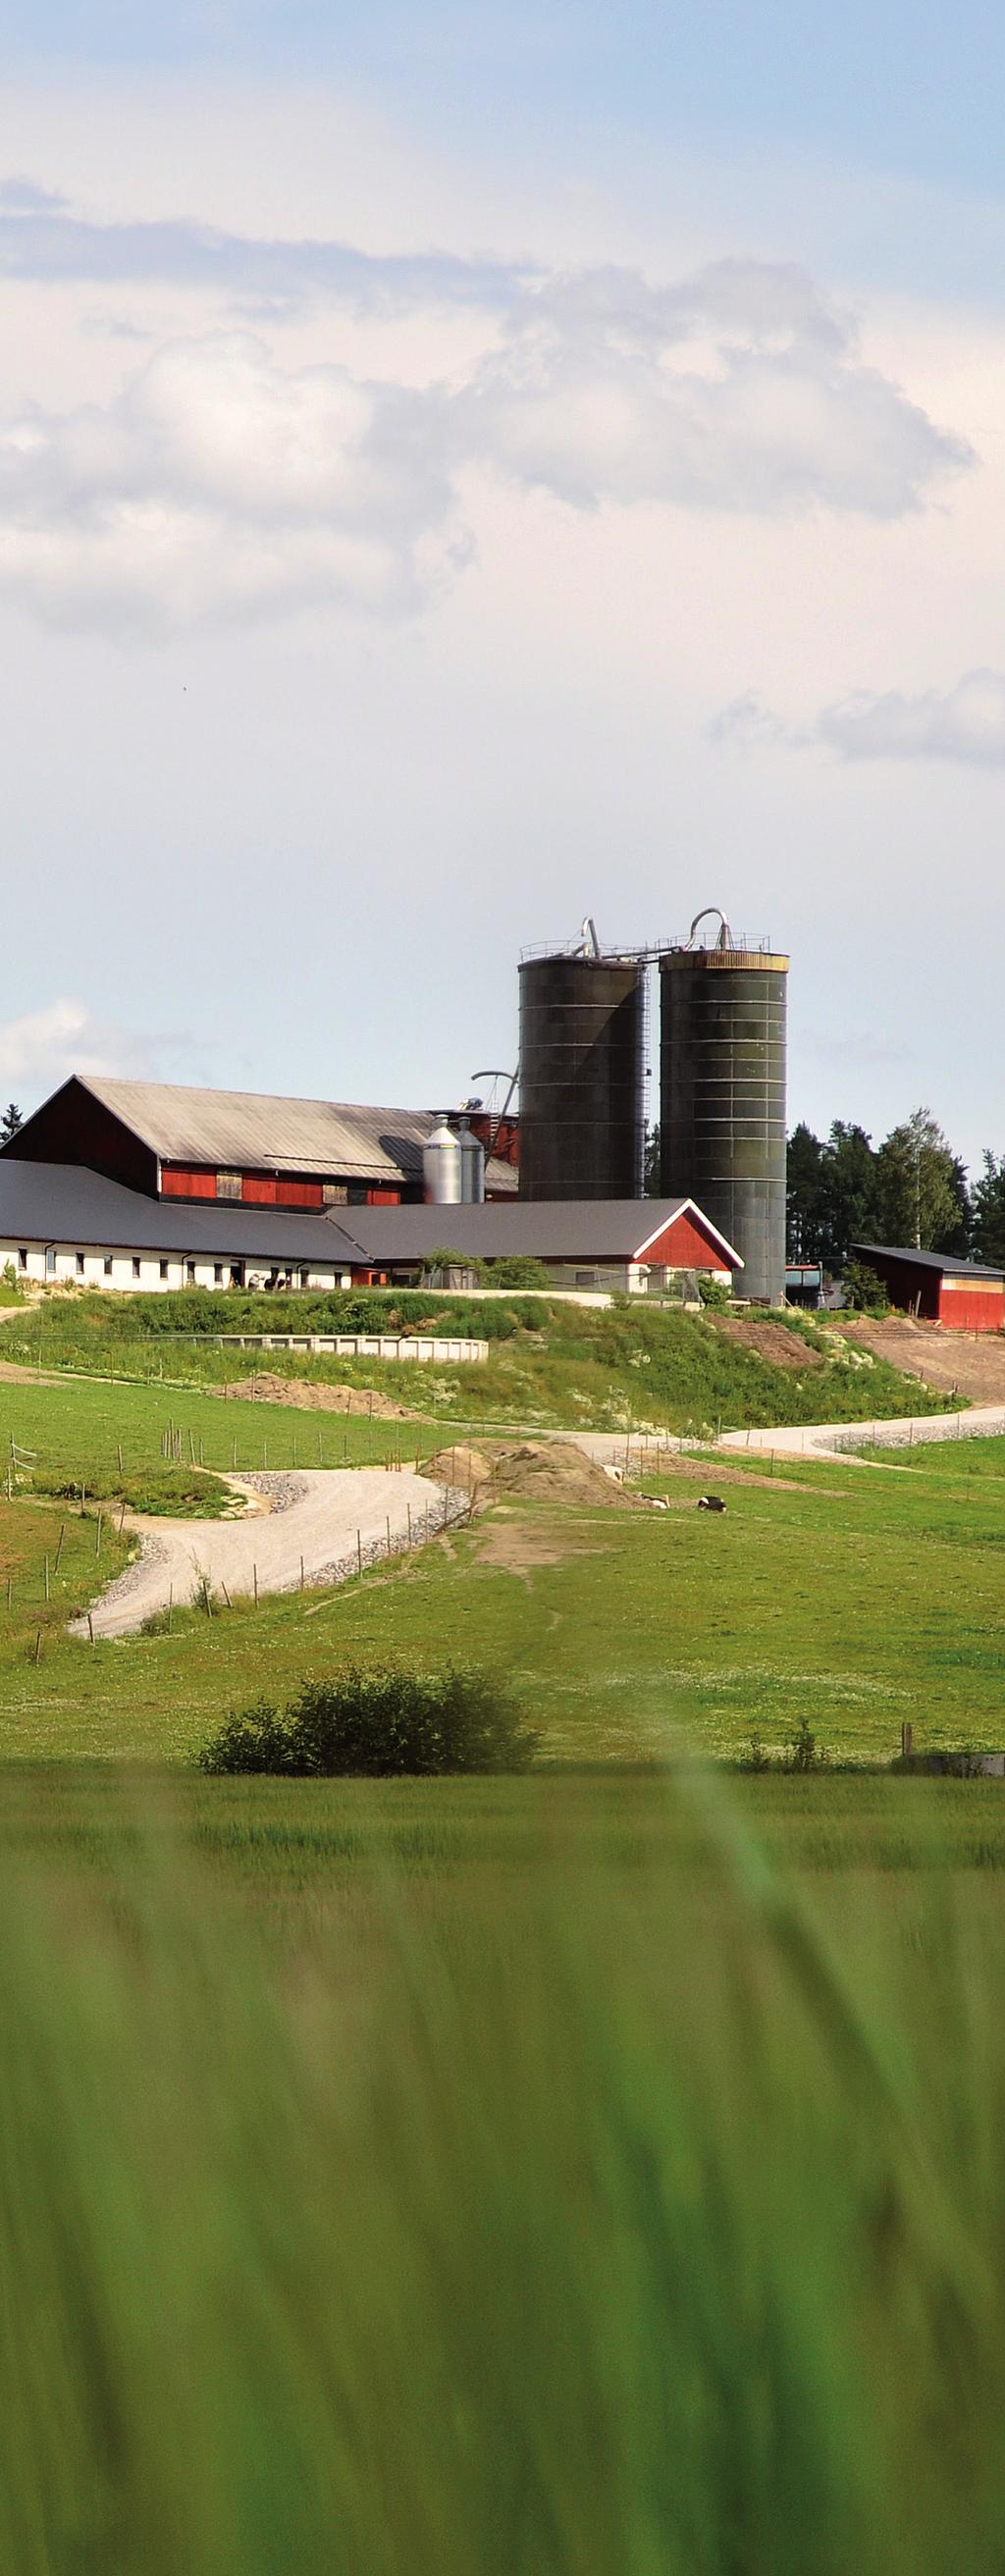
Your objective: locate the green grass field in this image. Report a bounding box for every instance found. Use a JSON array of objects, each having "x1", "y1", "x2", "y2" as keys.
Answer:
[
  {"x1": 0, "y1": 1369, "x2": 998, "y2": 1762},
  {"x1": 2, "y1": 1771, "x2": 1005, "y2": 2572},
  {"x1": 1, "y1": 1359, "x2": 1005, "y2": 2566}
]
